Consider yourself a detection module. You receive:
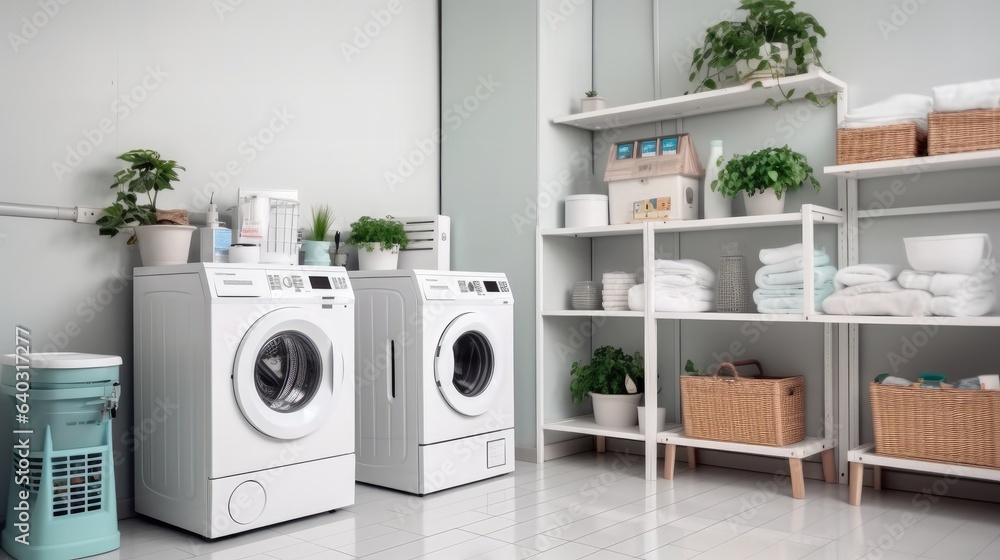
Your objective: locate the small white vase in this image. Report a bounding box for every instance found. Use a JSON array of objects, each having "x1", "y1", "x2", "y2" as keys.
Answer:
[
  {"x1": 591, "y1": 392, "x2": 642, "y2": 427},
  {"x1": 736, "y1": 42, "x2": 789, "y2": 83},
  {"x1": 743, "y1": 190, "x2": 786, "y2": 216},
  {"x1": 134, "y1": 225, "x2": 196, "y2": 267},
  {"x1": 581, "y1": 96, "x2": 607, "y2": 112},
  {"x1": 302, "y1": 240, "x2": 332, "y2": 266},
  {"x1": 637, "y1": 406, "x2": 668, "y2": 434},
  {"x1": 357, "y1": 245, "x2": 400, "y2": 270}
]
